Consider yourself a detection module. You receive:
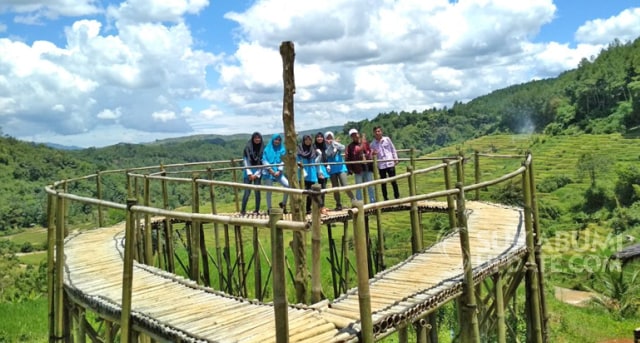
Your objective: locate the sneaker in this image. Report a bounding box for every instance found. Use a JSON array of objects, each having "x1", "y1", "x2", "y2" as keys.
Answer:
[{"x1": 335, "y1": 204, "x2": 343, "y2": 211}]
